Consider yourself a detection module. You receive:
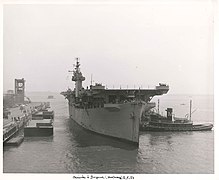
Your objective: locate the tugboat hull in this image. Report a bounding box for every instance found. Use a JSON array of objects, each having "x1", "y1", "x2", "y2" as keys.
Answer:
[
  {"x1": 192, "y1": 123, "x2": 213, "y2": 131},
  {"x1": 140, "y1": 122, "x2": 213, "y2": 131}
]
